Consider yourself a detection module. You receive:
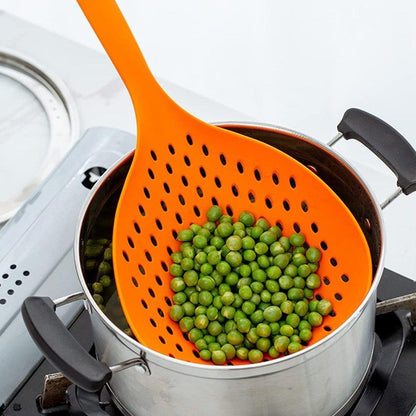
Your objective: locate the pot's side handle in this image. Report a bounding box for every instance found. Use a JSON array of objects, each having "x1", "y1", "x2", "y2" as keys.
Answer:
[
  {"x1": 21, "y1": 296, "x2": 112, "y2": 392},
  {"x1": 337, "y1": 108, "x2": 416, "y2": 195}
]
